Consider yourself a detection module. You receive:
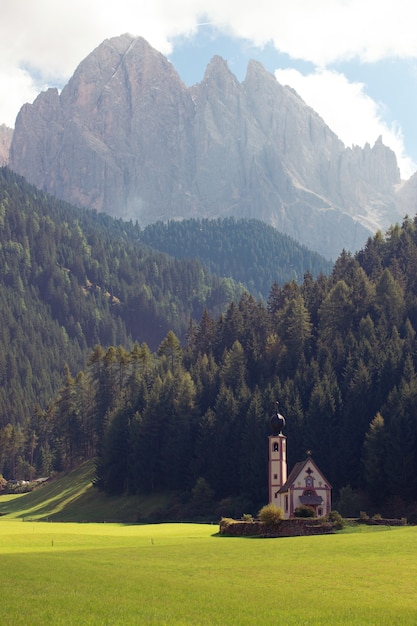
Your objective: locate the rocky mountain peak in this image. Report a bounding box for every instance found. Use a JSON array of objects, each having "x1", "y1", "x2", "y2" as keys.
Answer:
[
  {"x1": 203, "y1": 55, "x2": 234, "y2": 80},
  {"x1": 7, "y1": 34, "x2": 409, "y2": 259},
  {"x1": 60, "y1": 34, "x2": 181, "y2": 114},
  {"x1": 244, "y1": 59, "x2": 275, "y2": 84}
]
